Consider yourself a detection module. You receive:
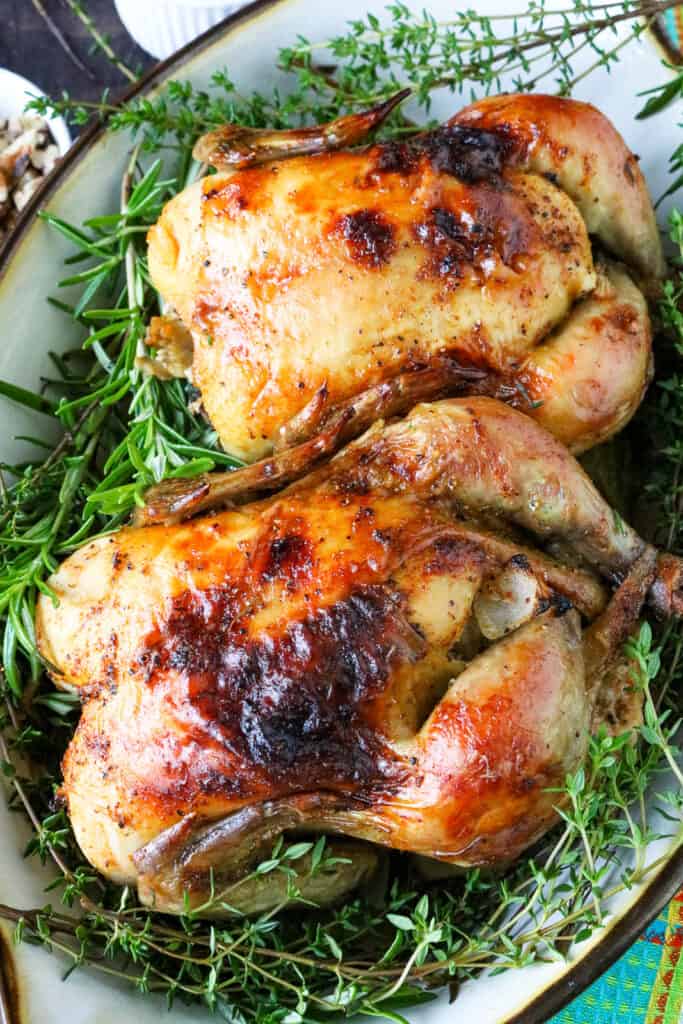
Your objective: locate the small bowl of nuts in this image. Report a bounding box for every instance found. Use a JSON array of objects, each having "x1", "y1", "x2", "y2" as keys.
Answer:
[{"x1": 0, "y1": 68, "x2": 71, "y2": 249}]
